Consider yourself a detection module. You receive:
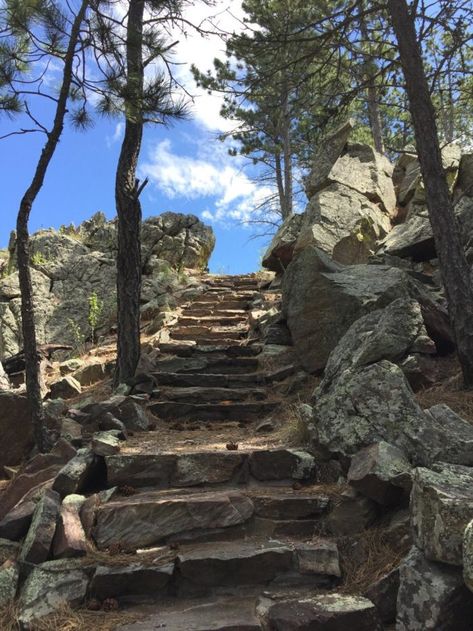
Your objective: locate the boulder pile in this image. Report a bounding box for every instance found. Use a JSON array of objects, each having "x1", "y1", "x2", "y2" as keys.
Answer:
[{"x1": 262, "y1": 122, "x2": 473, "y2": 628}]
